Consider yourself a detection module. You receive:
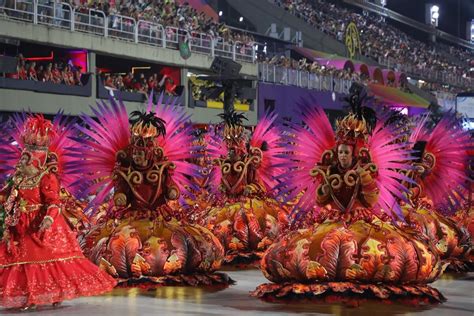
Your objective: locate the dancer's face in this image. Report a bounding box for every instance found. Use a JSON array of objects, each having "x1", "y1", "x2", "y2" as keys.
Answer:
[
  {"x1": 337, "y1": 144, "x2": 353, "y2": 169},
  {"x1": 17, "y1": 154, "x2": 39, "y2": 176},
  {"x1": 132, "y1": 149, "x2": 148, "y2": 167},
  {"x1": 228, "y1": 143, "x2": 245, "y2": 162}
]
